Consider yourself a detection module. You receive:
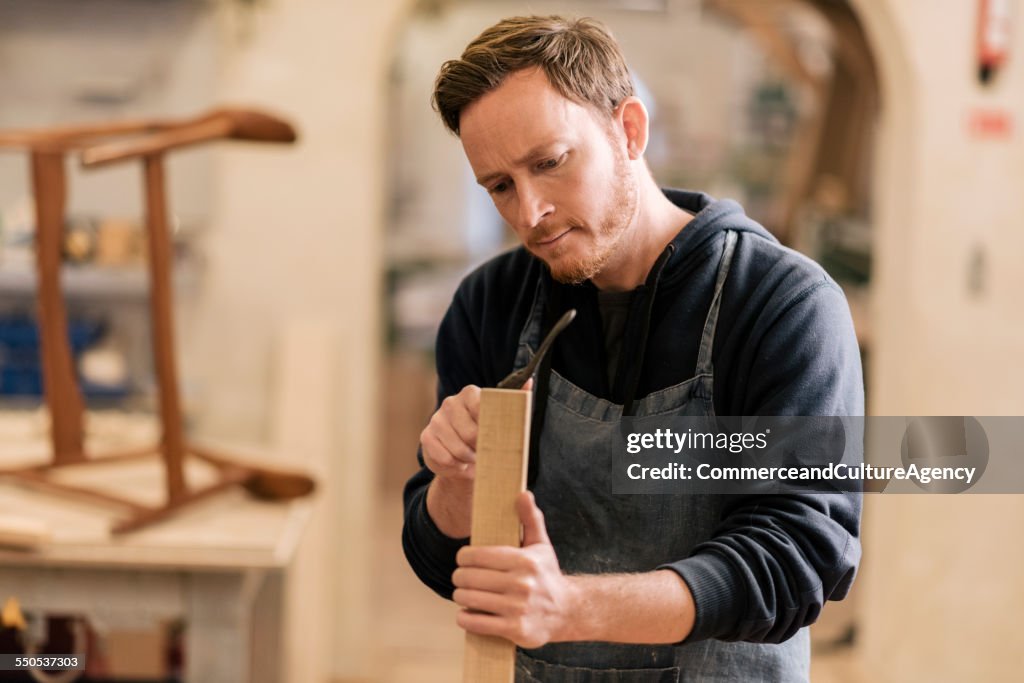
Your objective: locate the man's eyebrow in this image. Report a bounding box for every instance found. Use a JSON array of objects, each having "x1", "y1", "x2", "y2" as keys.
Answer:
[{"x1": 474, "y1": 142, "x2": 563, "y2": 186}]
